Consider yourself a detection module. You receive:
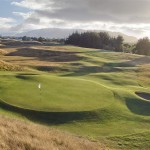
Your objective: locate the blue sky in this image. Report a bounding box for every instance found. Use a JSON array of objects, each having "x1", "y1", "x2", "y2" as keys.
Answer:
[
  {"x1": 0, "y1": 0, "x2": 150, "y2": 38},
  {"x1": 0, "y1": 0, "x2": 32, "y2": 33},
  {"x1": 0, "y1": 0, "x2": 14, "y2": 18},
  {"x1": 0, "y1": 0, "x2": 28, "y2": 22}
]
